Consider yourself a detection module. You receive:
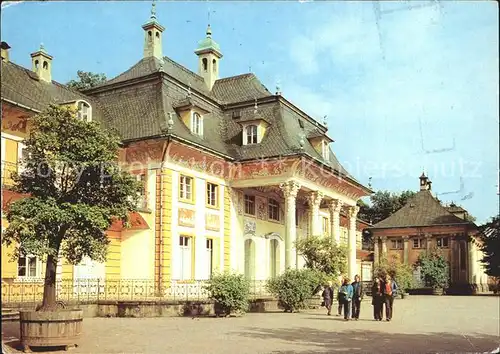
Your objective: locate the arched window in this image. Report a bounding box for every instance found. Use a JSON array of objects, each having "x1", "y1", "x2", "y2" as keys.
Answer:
[
  {"x1": 245, "y1": 125, "x2": 258, "y2": 145},
  {"x1": 212, "y1": 59, "x2": 217, "y2": 73},
  {"x1": 34, "y1": 60, "x2": 39, "y2": 70},
  {"x1": 191, "y1": 112, "x2": 203, "y2": 136},
  {"x1": 77, "y1": 100, "x2": 92, "y2": 122},
  {"x1": 155, "y1": 31, "x2": 160, "y2": 39},
  {"x1": 202, "y1": 58, "x2": 208, "y2": 72},
  {"x1": 268, "y1": 199, "x2": 280, "y2": 221},
  {"x1": 43, "y1": 61, "x2": 48, "y2": 70}
]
